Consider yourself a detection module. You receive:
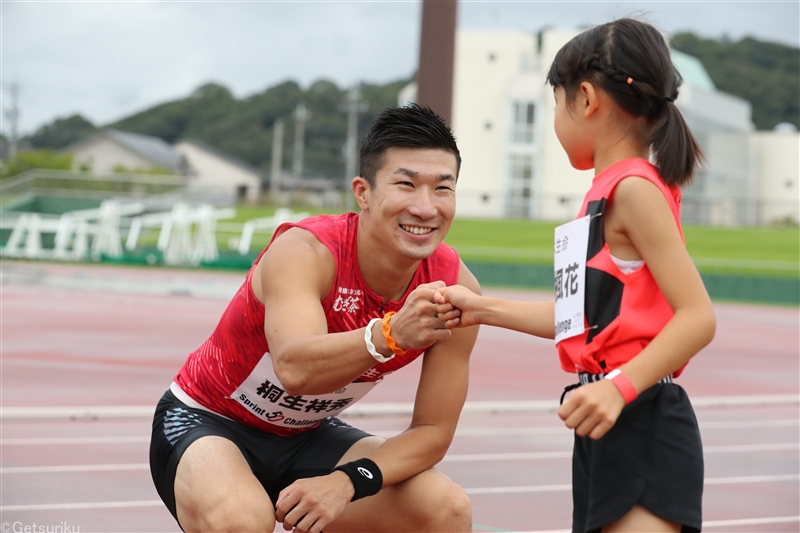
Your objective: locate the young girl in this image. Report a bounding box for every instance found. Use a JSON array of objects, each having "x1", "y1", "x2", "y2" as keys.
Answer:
[{"x1": 436, "y1": 18, "x2": 716, "y2": 533}]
